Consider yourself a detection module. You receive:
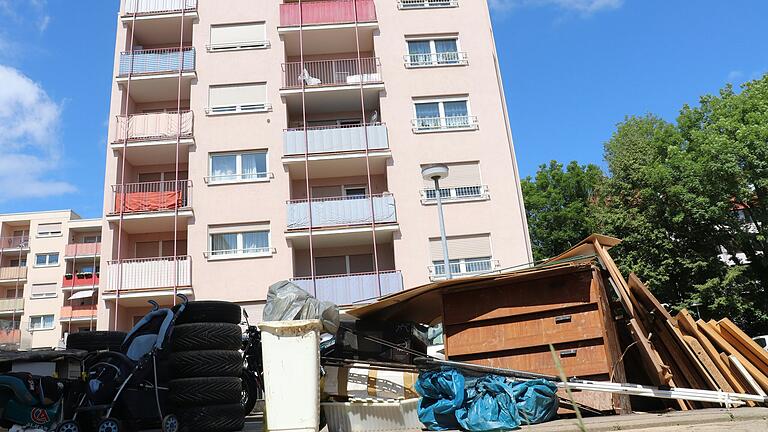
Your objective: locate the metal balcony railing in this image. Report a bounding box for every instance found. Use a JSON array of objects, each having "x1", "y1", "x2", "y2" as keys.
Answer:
[
  {"x1": 0, "y1": 236, "x2": 29, "y2": 250},
  {"x1": 119, "y1": 47, "x2": 195, "y2": 76},
  {"x1": 404, "y1": 52, "x2": 468, "y2": 67},
  {"x1": 115, "y1": 111, "x2": 193, "y2": 143},
  {"x1": 0, "y1": 267, "x2": 27, "y2": 281},
  {"x1": 111, "y1": 180, "x2": 191, "y2": 214},
  {"x1": 64, "y1": 242, "x2": 101, "y2": 258},
  {"x1": 107, "y1": 256, "x2": 191, "y2": 291},
  {"x1": 282, "y1": 58, "x2": 382, "y2": 89},
  {"x1": 0, "y1": 298, "x2": 24, "y2": 312},
  {"x1": 291, "y1": 270, "x2": 403, "y2": 305},
  {"x1": 398, "y1": 0, "x2": 458, "y2": 9},
  {"x1": 429, "y1": 258, "x2": 499, "y2": 279},
  {"x1": 420, "y1": 185, "x2": 490, "y2": 202},
  {"x1": 283, "y1": 123, "x2": 389, "y2": 156},
  {"x1": 123, "y1": 0, "x2": 197, "y2": 16},
  {"x1": 412, "y1": 115, "x2": 478, "y2": 132},
  {"x1": 280, "y1": 0, "x2": 376, "y2": 27},
  {"x1": 287, "y1": 194, "x2": 396, "y2": 229},
  {"x1": 62, "y1": 273, "x2": 100, "y2": 289},
  {"x1": 60, "y1": 305, "x2": 98, "y2": 320}
]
